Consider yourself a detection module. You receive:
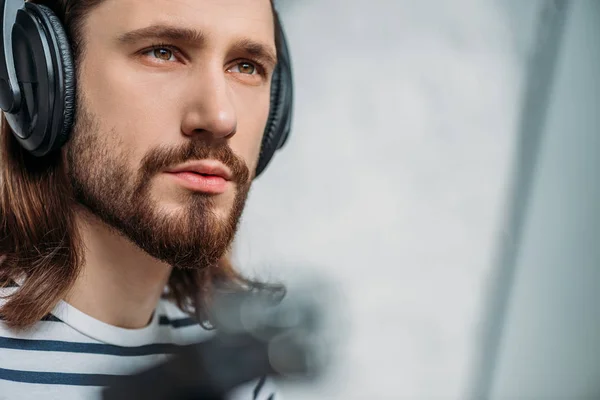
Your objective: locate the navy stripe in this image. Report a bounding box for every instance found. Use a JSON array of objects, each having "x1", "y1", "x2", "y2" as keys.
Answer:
[
  {"x1": 253, "y1": 375, "x2": 267, "y2": 399},
  {"x1": 158, "y1": 315, "x2": 198, "y2": 328},
  {"x1": 267, "y1": 394, "x2": 275, "y2": 400},
  {"x1": 0, "y1": 336, "x2": 182, "y2": 356},
  {"x1": 0, "y1": 367, "x2": 121, "y2": 387}
]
